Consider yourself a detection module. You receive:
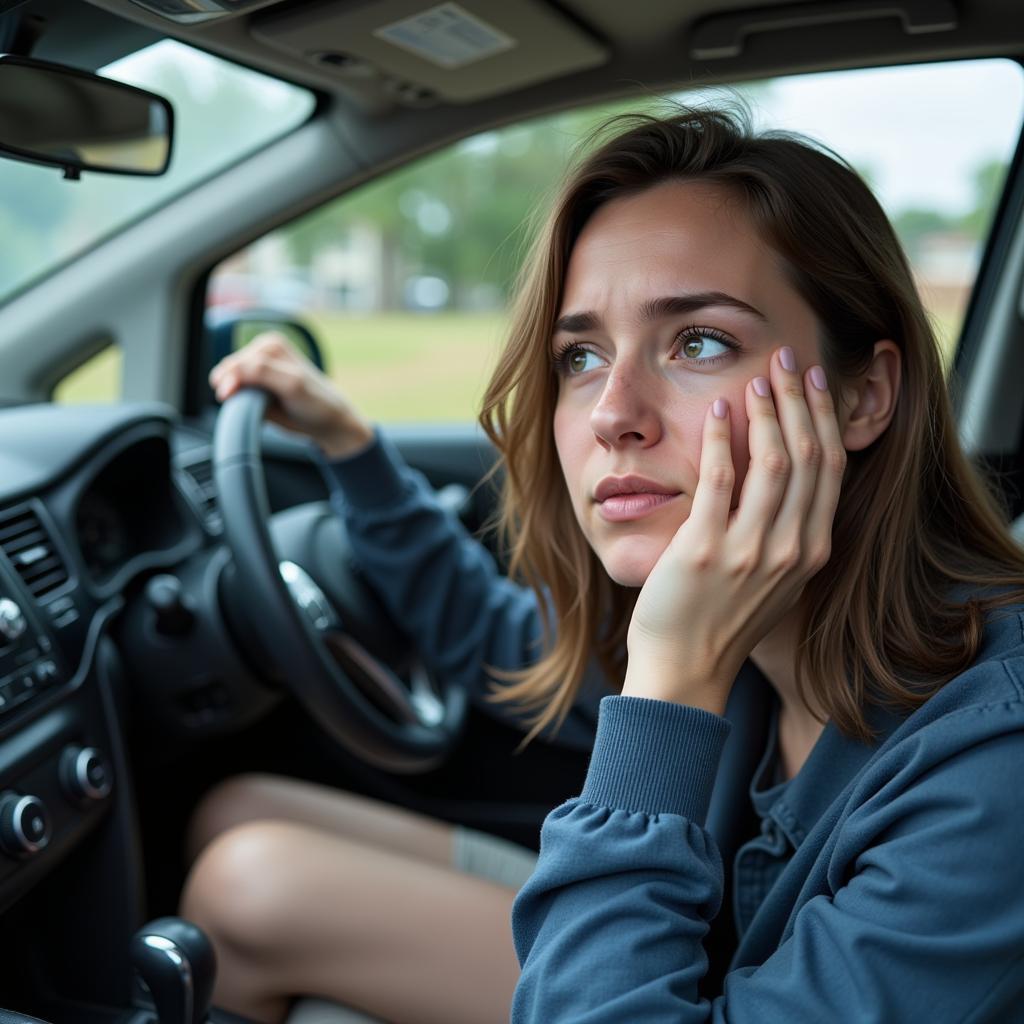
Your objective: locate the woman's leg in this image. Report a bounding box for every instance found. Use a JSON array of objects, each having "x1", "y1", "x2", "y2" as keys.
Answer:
[
  {"x1": 180, "y1": 819, "x2": 520, "y2": 1024},
  {"x1": 184, "y1": 772, "x2": 454, "y2": 868}
]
